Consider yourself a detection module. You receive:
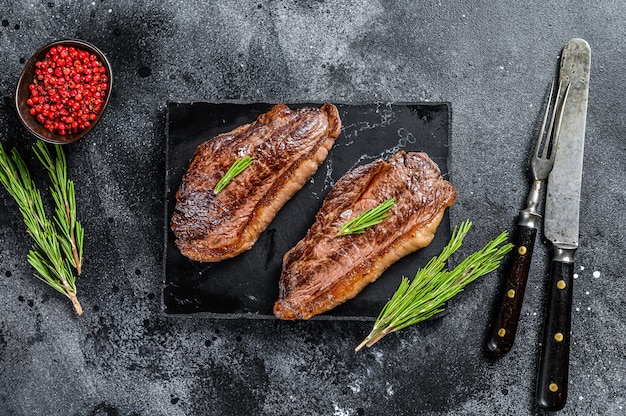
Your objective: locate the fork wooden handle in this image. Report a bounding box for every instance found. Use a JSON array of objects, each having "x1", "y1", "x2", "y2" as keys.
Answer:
[{"x1": 487, "y1": 223, "x2": 537, "y2": 355}]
